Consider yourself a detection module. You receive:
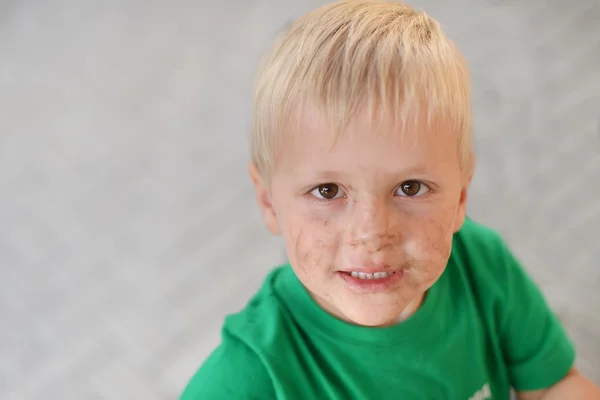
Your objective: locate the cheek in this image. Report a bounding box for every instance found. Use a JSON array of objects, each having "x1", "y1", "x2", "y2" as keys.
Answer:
[
  {"x1": 284, "y1": 211, "x2": 340, "y2": 275},
  {"x1": 403, "y1": 215, "x2": 455, "y2": 268}
]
